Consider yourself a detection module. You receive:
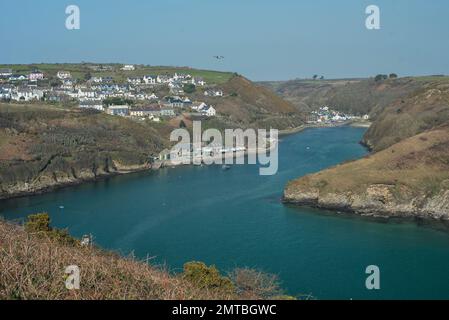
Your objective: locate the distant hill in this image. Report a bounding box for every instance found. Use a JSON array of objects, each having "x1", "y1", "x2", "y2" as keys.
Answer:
[
  {"x1": 283, "y1": 76, "x2": 449, "y2": 219},
  {"x1": 260, "y1": 77, "x2": 426, "y2": 117}
]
